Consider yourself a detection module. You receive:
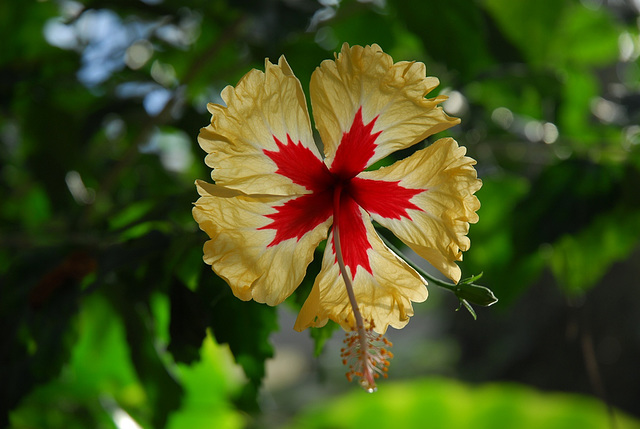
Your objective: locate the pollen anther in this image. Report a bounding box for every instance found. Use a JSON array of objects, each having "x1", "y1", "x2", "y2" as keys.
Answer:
[{"x1": 339, "y1": 319, "x2": 393, "y2": 392}]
